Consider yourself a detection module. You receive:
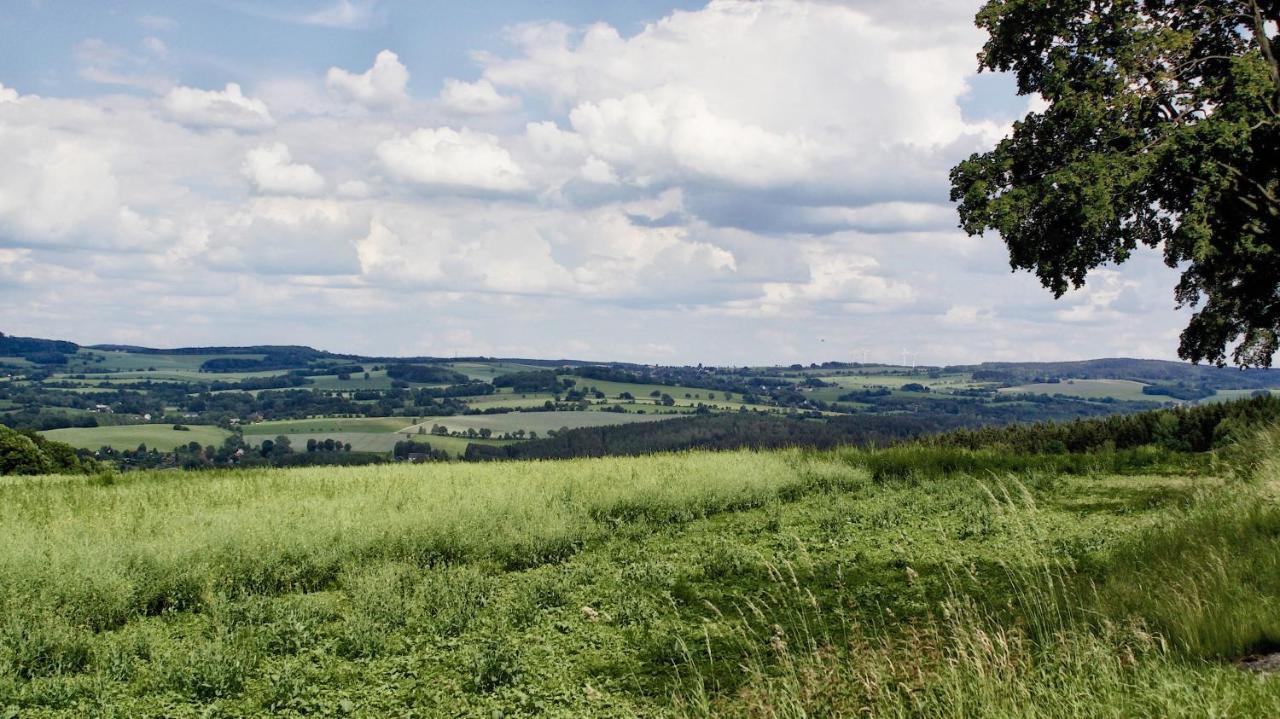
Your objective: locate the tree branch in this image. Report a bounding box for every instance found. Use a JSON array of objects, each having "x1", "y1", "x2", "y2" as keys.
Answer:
[{"x1": 1247, "y1": 0, "x2": 1280, "y2": 114}]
